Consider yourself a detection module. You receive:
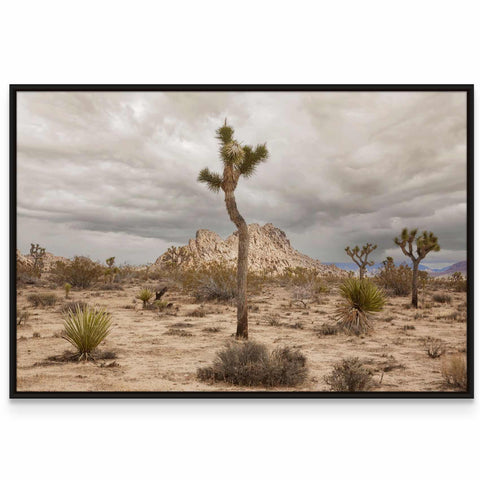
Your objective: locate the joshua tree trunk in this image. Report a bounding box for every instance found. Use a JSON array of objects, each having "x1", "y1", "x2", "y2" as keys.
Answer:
[
  {"x1": 224, "y1": 187, "x2": 249, "y2": 339},
  {"x1": 198, "y1": 121, "x2": 269, "y2": 339},
  {"x1": 412, "y1": 261, "x2": 419, "y2": 308},
  {"x1": 359, "y1": 267, "x2": 365, "y2": 280}
]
